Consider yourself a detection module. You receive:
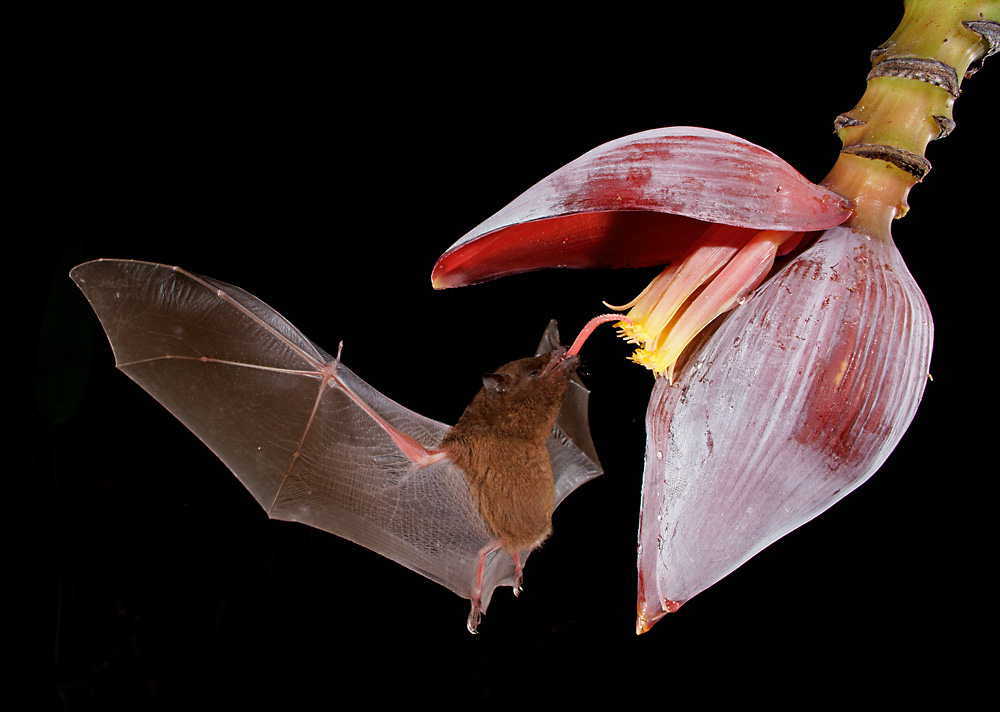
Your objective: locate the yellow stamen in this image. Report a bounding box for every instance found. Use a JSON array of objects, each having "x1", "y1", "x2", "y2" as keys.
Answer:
[{"x1": 612, "y1": 227, "x2": 799, "y2": 378}]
